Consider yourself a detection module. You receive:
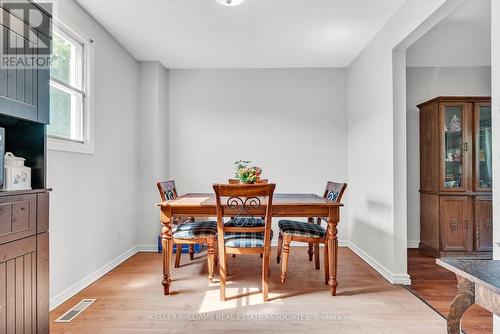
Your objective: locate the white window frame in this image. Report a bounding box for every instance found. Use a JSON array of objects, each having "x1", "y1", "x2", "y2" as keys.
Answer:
[{"x1": 48, "y1": 17, "x2": 94, "y2": 154}]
